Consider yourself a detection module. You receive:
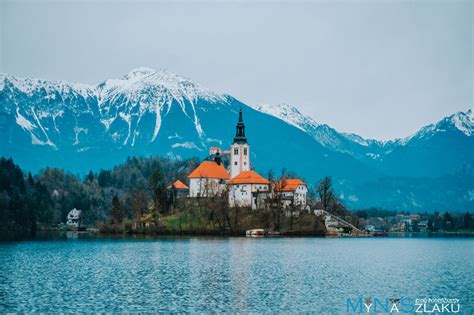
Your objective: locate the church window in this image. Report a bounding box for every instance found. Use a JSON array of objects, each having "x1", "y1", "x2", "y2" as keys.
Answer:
[
  {"x1": 234, "y1": 161, "x2": 237, "y2": 166},
  {"x1": 234, "y1": 148, "x2": 238, "y2": 155},
  {"x1": 244, "y1": 148, "x2": 247, "y2": 155},
  {"x1": 244, "y1": 162, "x2": 247, "y2": 165}
]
